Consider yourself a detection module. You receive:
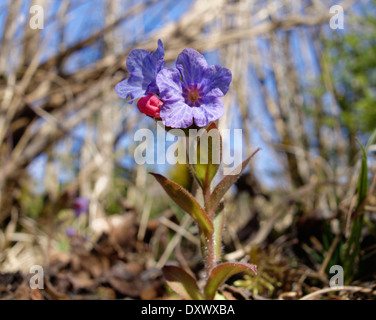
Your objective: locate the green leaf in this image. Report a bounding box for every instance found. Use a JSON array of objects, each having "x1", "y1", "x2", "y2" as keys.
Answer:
[
  {"x1": 150, "y1": 173, "x2": 213, "y2": 237},
  {"x1": 162, "y1": 266, "x2": 204, "y2": 300},
  {"x1": 213, "y1": 205, "x2": 225, "y2": 262},
  {"x1": 207, "y1": 148, "x2": 261, "y2": 215},
  {"x1": 343, "y1": 138, "x2": 369, "y2": 283},
  {"x1": 194, "y1": 122, "x2": 222, "y2": 187},
  {"x1": 204, "y1": 262, "x2": 257, "y2": 300},
  {"x1": 187, "y1": 162, "x2": 203, "y2": 189},
  {"x1": 356, "y1": 138, "x2": 368, "y2": 208},
  {"x1": 365, "y1": 128, "x2": 376, "y2": 151}
]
